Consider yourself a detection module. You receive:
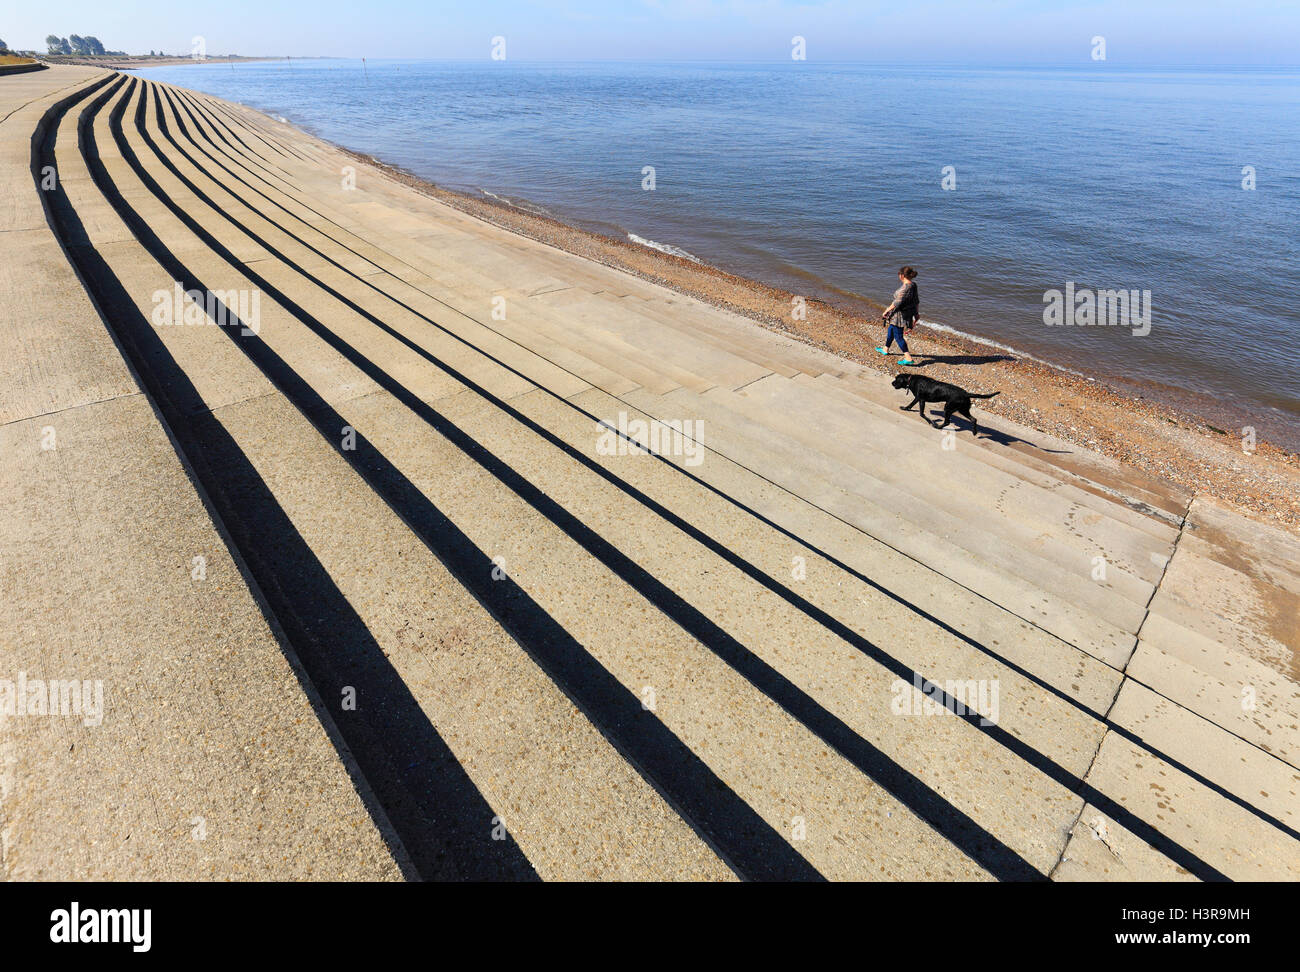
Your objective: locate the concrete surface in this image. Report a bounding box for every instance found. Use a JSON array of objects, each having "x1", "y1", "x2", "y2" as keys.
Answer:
[{"x1": 1, "y1": 68, "x2": 1295, "y2": 881}]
